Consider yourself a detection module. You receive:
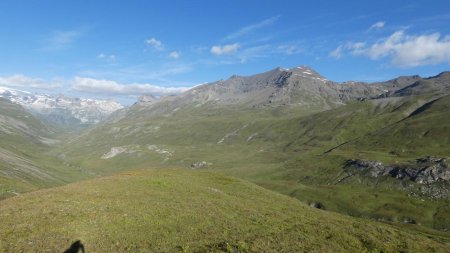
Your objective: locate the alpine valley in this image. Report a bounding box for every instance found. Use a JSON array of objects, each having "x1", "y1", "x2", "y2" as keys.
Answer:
[{"x1": 1, "y1": 66, "x2": 450, "y2": 252}]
